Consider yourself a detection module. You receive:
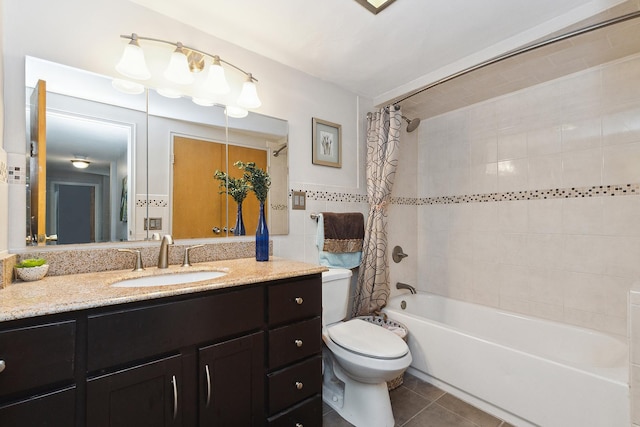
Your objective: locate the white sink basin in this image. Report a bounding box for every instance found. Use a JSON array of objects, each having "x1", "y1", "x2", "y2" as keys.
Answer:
[{"x1": 111, "y1": 271, "x2": 227, "y2": 288}]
